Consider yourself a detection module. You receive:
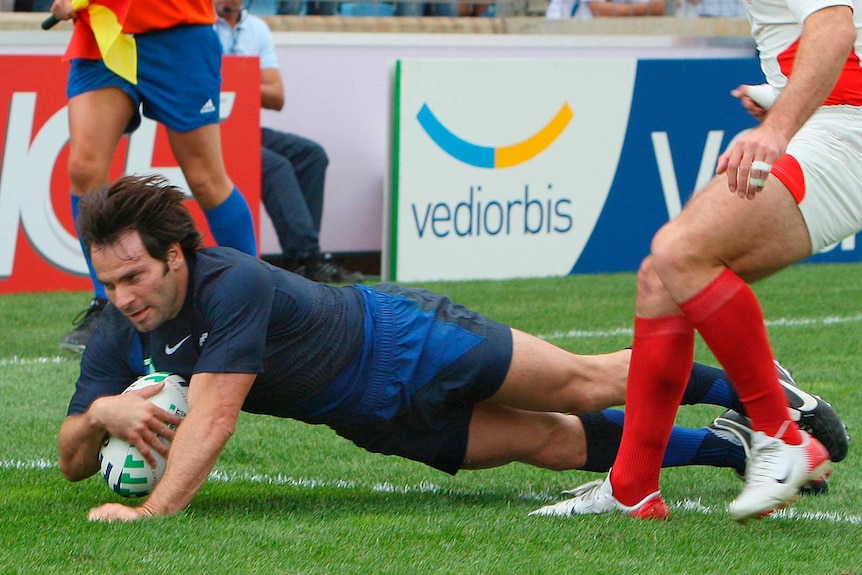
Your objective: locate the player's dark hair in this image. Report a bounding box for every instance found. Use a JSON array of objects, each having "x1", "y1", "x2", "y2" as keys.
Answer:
[{"x1": 77, "y1": 174, "x2": 203, "y2": 261}]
